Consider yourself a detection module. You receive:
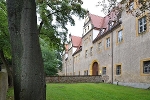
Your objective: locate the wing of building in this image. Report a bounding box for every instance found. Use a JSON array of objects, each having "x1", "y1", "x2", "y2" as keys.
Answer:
[{"x1": 61, "y1": 1, "x2": 150, "y2": 89}]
